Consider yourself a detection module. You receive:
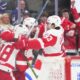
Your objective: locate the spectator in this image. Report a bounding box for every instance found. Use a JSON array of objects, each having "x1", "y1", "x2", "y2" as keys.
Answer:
[
  {"x1": 61, "y1": 9, "x2": 76, "y2": 54},
  {"x1": 70, "y1": 0, "x2": 80, "y2": 53},
  {"x1": 0, "y1": 13, "x2": 13, "y2": 31},
  {"x1": 23, "y1": 10, "x2": 31, "y2": 20},
  {"x1": 11, "y1": 0, "x2": 29, "y2": 25}
]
